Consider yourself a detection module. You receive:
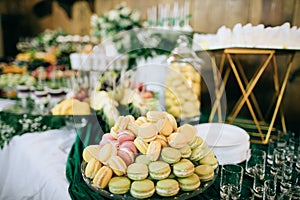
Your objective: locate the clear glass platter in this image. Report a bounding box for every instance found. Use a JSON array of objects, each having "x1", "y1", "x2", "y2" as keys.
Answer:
[{"x1": 81, "y1": 161, "x2": 218, "y2": 200}]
